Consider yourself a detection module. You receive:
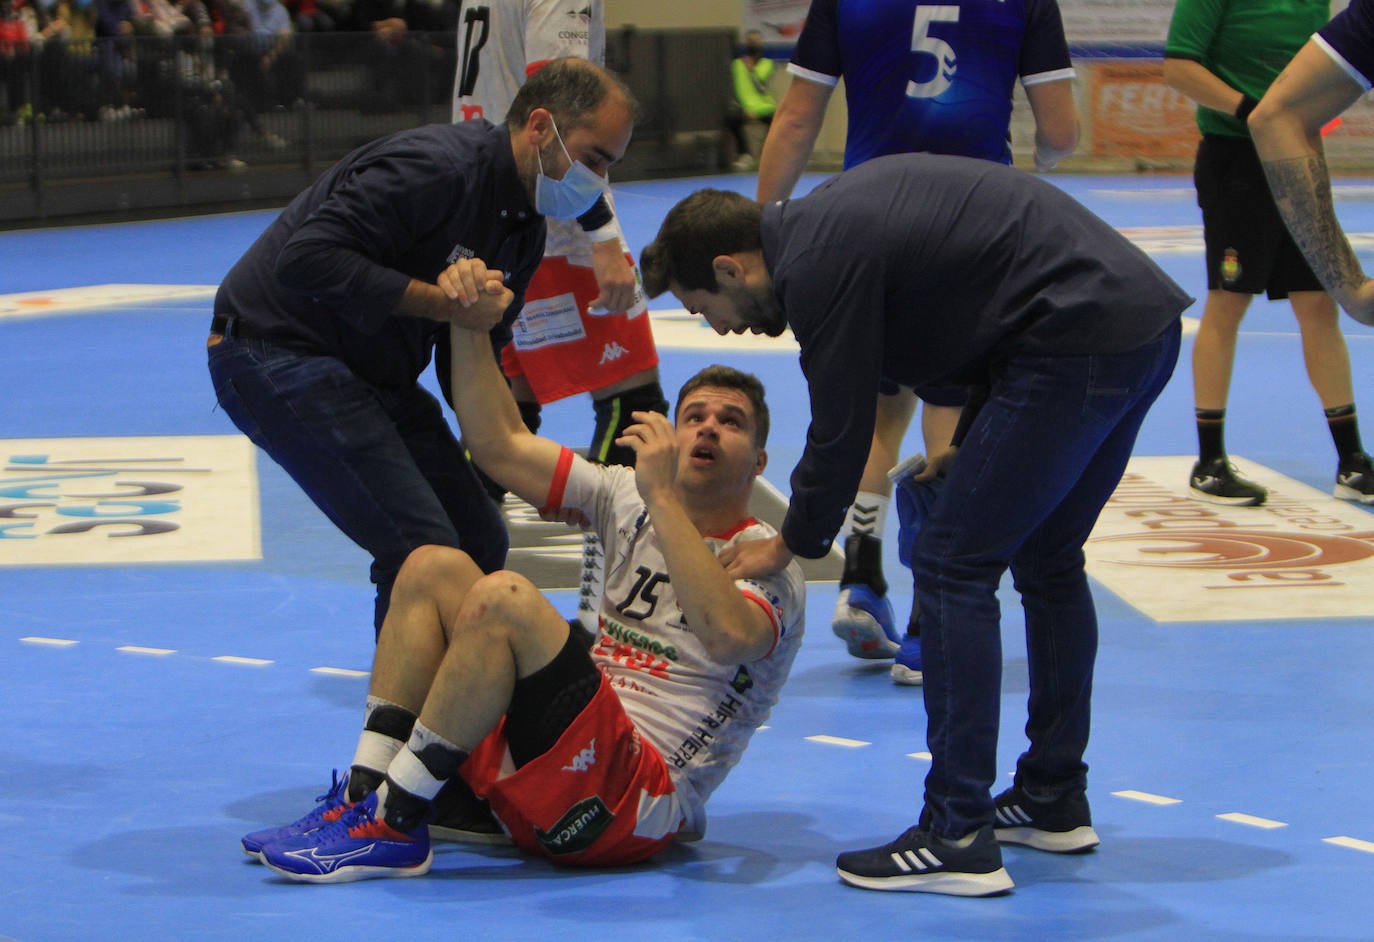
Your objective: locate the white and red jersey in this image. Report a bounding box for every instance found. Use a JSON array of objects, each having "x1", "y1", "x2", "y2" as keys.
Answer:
[
  {"x1": 452, "y1": 0, "x2": 604, "y2": 125},
  {"x1": 543, "y1": 447, "x2": 807, "y2": 839},
  {"x1": 450, "y1": 0, "x2": 655, "y2": 404}
]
